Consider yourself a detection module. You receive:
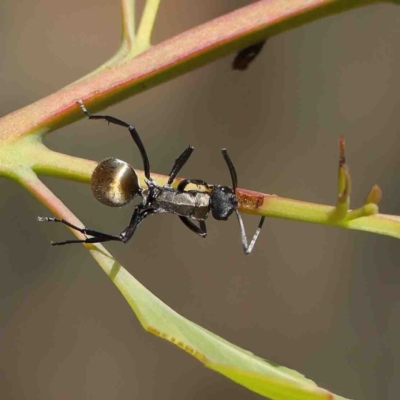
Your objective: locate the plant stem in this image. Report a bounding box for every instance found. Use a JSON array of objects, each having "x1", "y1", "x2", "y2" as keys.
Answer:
[
  {"x1": 134, "y1": 0, "x2": 161, "y2": 52},
  {"x1": 1, "y1": 0, "x2": 393, "y2": 140},
  {"x1": 121, "y1": 0, "x2": 136, "y2": 49}
]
